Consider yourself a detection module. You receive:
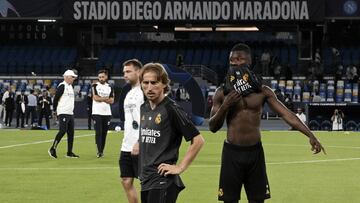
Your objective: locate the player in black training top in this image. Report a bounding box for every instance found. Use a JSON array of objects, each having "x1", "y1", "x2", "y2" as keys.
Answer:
[{"x1": 138, "y1": 63, "x2": 205, "y2": 203}]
